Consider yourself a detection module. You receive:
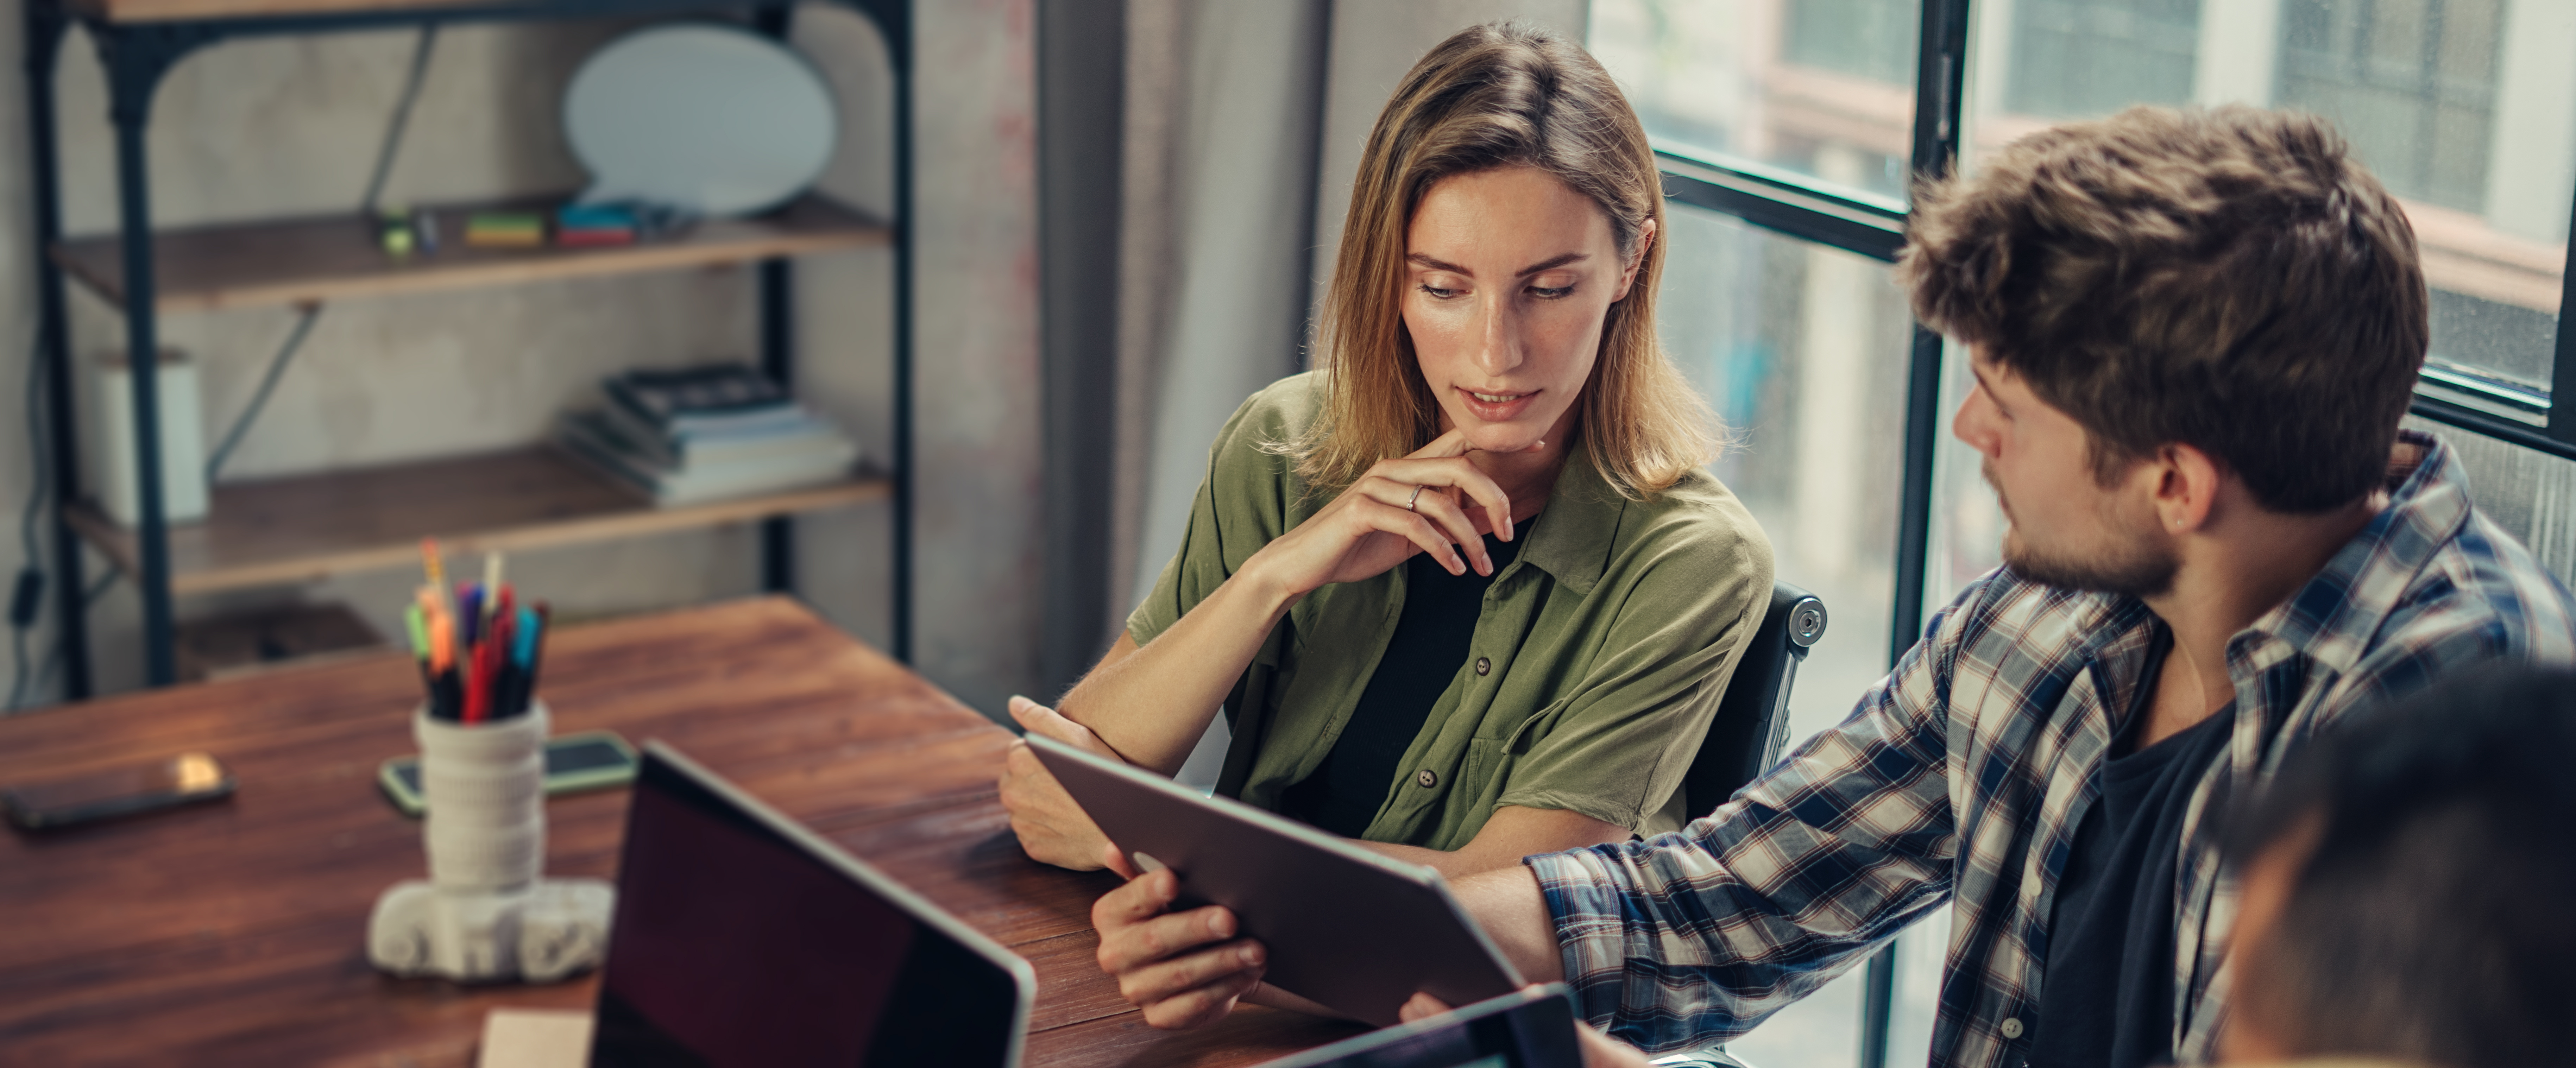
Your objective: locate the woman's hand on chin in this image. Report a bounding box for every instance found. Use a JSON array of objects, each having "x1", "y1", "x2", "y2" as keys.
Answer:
[
  {"x1": 1241, "y1": 427, "x2": 1530, "y2": 599},
  {"x1": 999, "y1": 696, "x2": 1119, "y2": 870}
]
